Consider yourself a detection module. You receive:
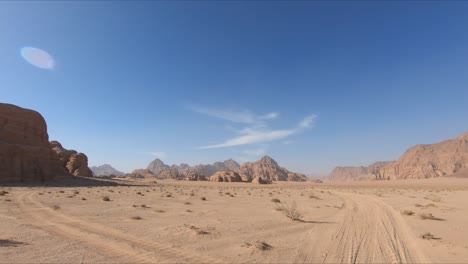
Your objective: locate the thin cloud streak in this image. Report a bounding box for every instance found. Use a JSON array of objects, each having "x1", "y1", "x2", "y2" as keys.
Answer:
[{"x1": 199, "y1": 114, "x2": 317, "y2": 149}]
